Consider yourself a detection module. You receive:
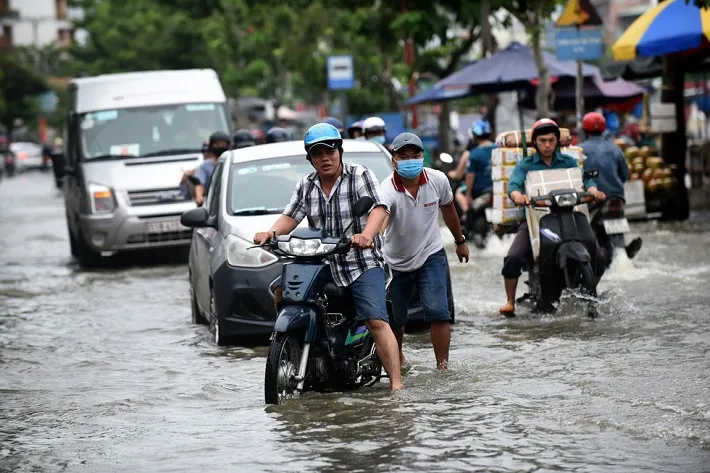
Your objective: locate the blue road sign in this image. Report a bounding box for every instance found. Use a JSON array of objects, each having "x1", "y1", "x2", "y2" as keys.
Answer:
[
  {"x1": 327, "y1": 55, "x2": 354, "y2": 90},
  {"x1": 555, "y1": 27, "x2": 604, "y2": 61}
]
